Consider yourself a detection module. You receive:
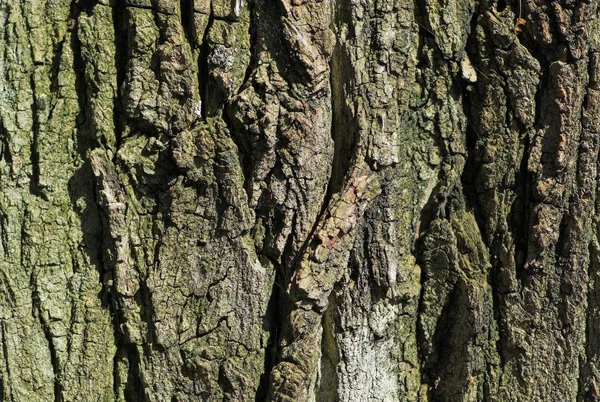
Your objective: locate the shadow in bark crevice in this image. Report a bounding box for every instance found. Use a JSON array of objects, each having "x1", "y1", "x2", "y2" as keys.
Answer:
[{"x1": 255, "y1": 256, "x2": 288, "y2": 402}]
